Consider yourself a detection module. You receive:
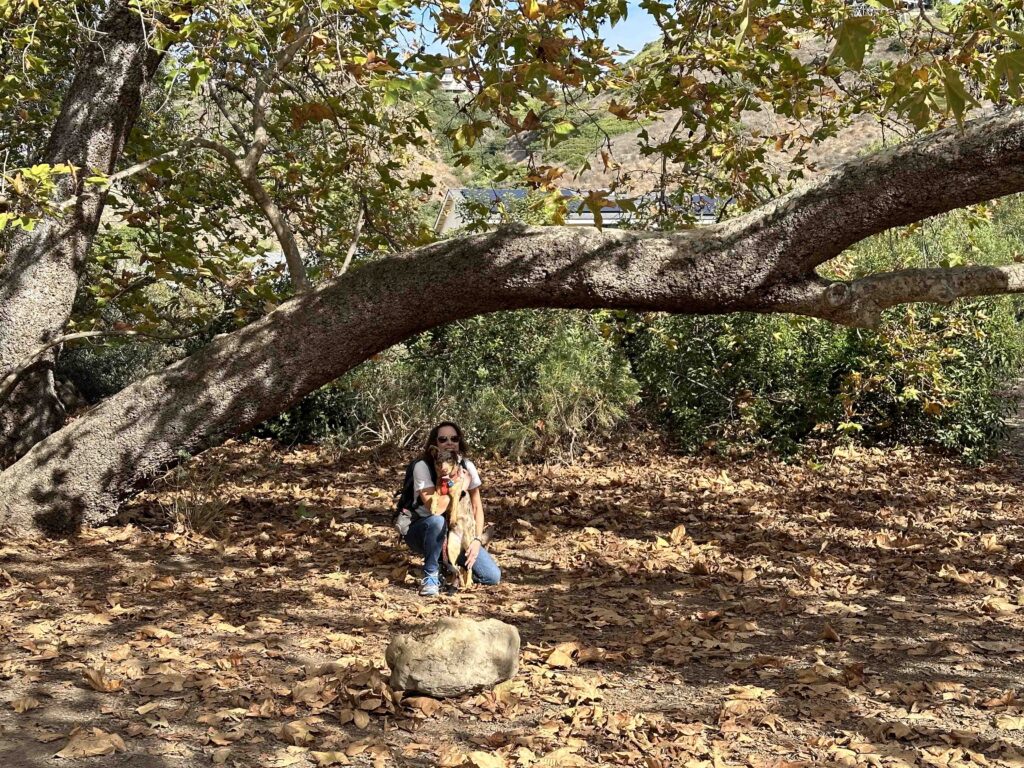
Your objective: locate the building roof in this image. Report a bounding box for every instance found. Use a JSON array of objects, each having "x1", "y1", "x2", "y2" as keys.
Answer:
[{"x1": 434, "y1": 187, "x2": 723, "y2": 234}]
